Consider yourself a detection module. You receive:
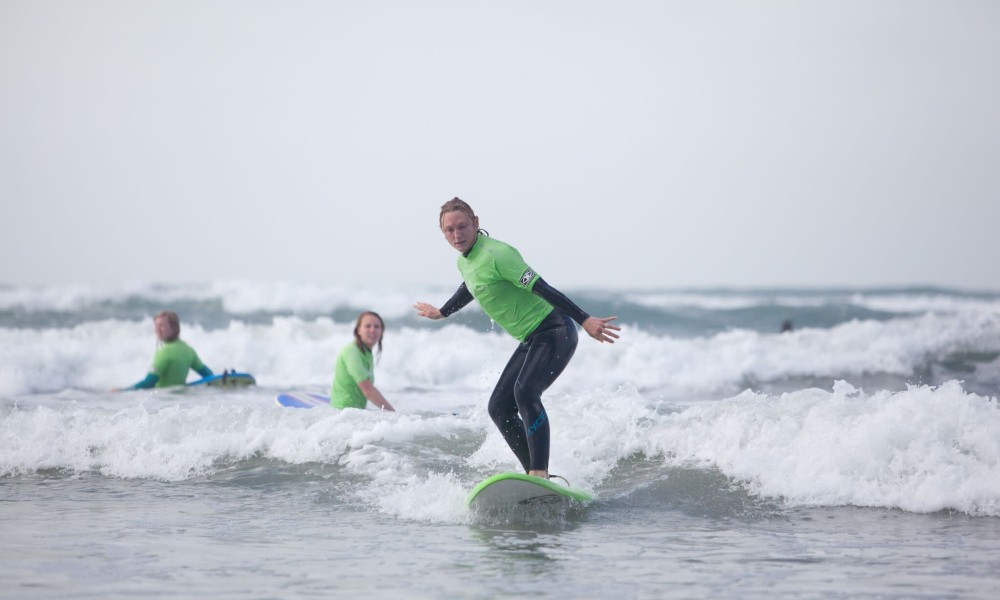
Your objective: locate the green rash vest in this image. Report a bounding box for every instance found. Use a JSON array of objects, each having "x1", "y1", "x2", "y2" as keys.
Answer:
[
  {"x1": 330, "y1": 342, "x2": 374, "y2": 410},
  {"x1": 457, "y1": 234, "x2": 553, "y2": 342},
  {"x1": 151, "y1": 340, "x2": 207, "y2": 387}
]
